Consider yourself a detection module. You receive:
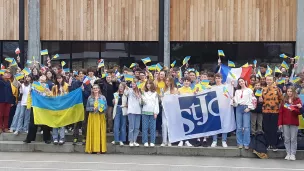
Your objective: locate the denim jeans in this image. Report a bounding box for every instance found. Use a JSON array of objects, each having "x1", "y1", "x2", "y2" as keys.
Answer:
[
  {"x1": 142, "y1": 114, "x2": 156, "y2": 144},
  {"x1": 114, "y1": 106, "x2": 127, "y2": 142},
  {"x1": 213, "y1": 133, "x2": 227, "y2": 142},
  {"x1": 283, "y1": 125, "x2": 298, "y2": 155},
  {"x1": 128, "y1": 114, "x2": 141, "y2": 143},
  {"x1": 236, "y1": 105, "x2": 251, "y2": 146},
  {"x1": 10, "y1": 103, "x2": 22, "y2": 131},
  {"x1": 161, "y1": 109, "x2": 169, "y2": 144},
  {"x1": 52, "y1": 127, "x2": 65, "y2": 141},
  {"x1": 10, "y1": 103, "x2": 28, "y2": 132}
]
